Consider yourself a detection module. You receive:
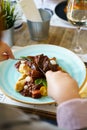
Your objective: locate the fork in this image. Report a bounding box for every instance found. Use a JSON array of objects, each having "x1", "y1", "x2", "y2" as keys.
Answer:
[{"x1": 11, "y1": 58, "x2": 46, "y2": 76}]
